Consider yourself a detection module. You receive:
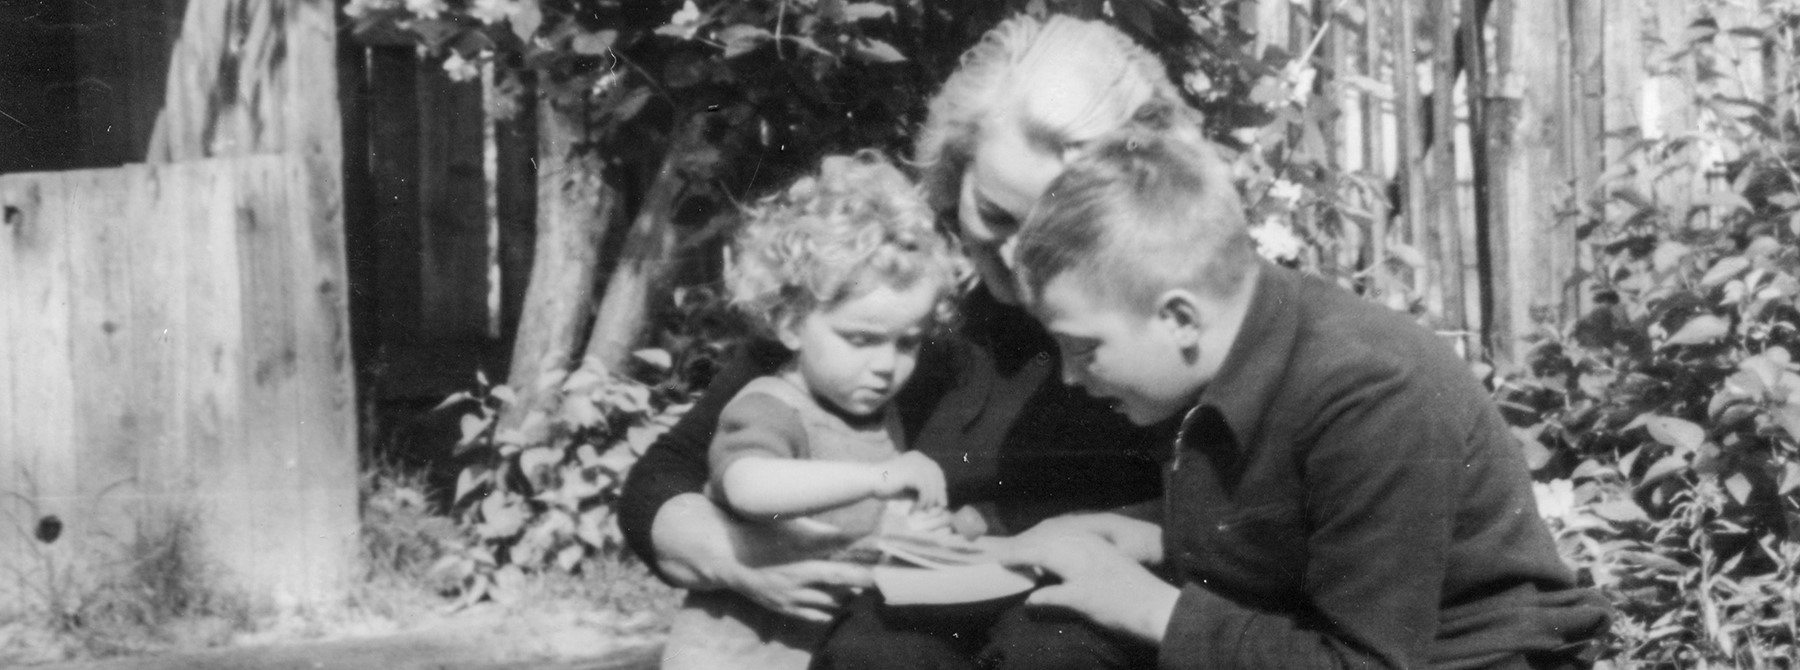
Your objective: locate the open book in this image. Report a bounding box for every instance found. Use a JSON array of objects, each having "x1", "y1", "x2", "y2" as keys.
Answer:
[{"x1": 869, "y1": 532, "x2": 1040, "y2": 606}]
